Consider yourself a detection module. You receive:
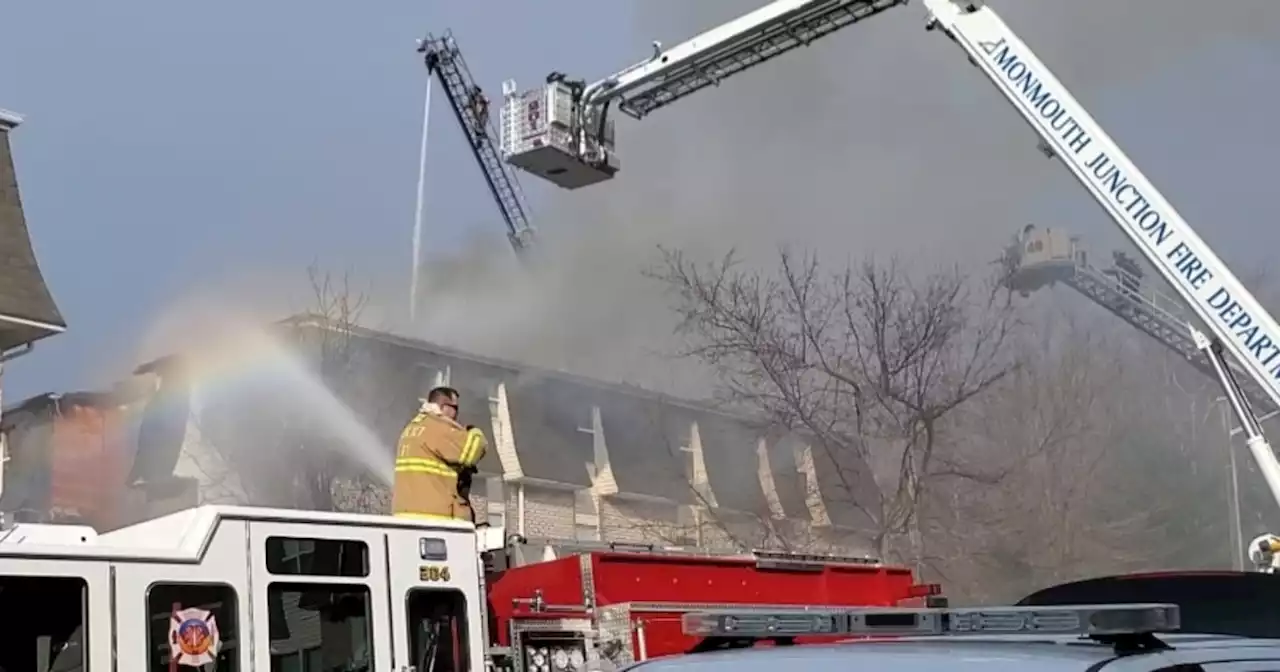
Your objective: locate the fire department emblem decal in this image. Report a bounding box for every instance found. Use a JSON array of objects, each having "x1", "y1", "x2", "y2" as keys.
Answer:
[{"x1": 169, "y1": 606, "x2": 221, "y2": 667}]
